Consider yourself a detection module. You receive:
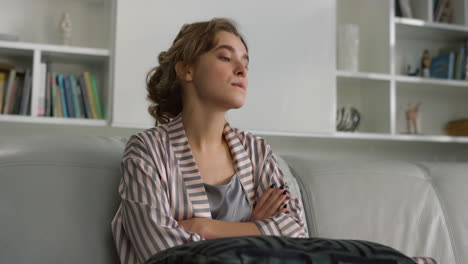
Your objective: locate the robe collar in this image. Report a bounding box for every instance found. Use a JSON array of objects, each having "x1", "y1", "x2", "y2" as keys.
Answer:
[{"x1": 167, "y1": 113, "x2": 255, "y2": 218}]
